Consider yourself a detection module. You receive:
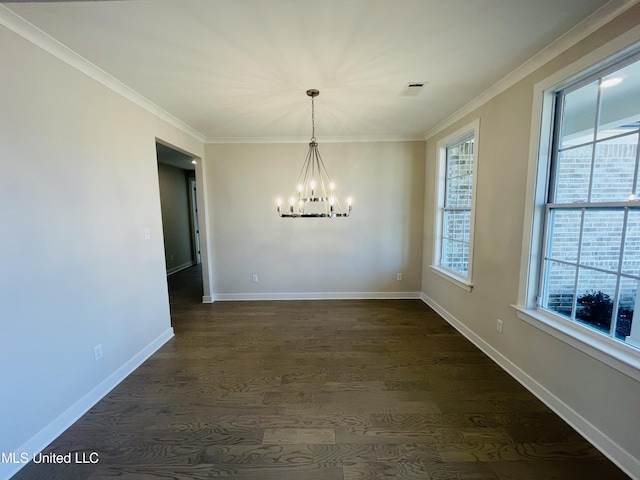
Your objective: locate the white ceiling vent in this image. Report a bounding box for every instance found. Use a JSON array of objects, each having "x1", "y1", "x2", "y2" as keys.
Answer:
[{"x1": 402, "y1": 82, "x2": 427, "y2": 96}]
